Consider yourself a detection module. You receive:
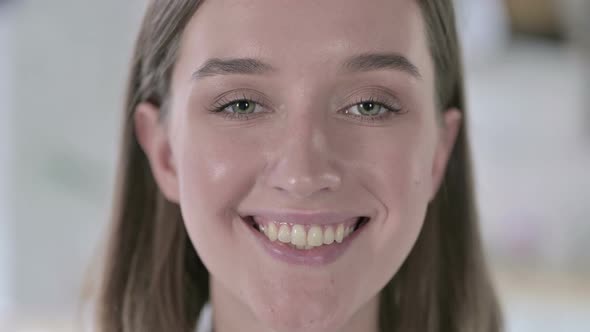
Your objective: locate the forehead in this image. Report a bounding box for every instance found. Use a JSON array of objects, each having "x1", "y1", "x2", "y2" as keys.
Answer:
[{"x1": 179, "y1": 0, "x2": 432, "y2": 81}]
